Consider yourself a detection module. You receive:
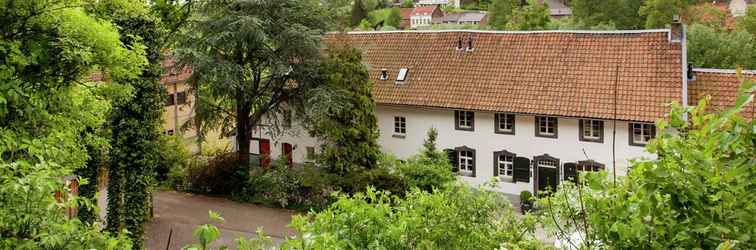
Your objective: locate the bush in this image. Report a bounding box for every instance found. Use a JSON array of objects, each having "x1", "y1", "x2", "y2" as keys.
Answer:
[
  {"x1": 395, "y1": 156, "x2": 455, "y2": 193},
  {"x1": 282, "y1": 182, "x2": 545, "y2": 249},
  {"x1": 185, "y1": 152, "x2": 242, "y2": 194}
]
